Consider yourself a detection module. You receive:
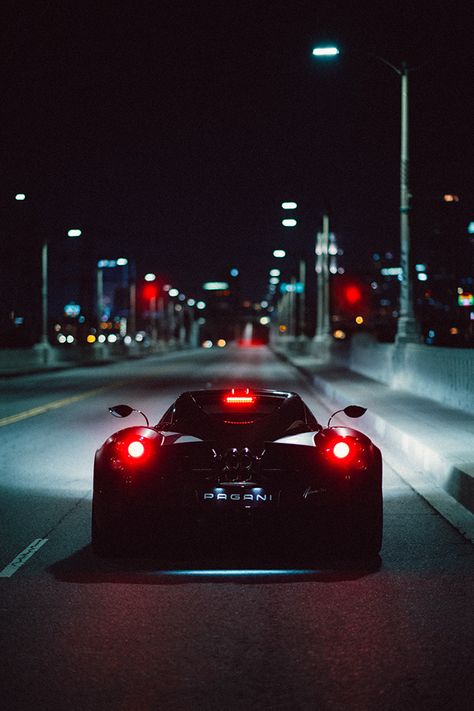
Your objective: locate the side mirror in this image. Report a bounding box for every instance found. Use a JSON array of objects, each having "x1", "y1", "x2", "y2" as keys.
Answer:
[
  {"x1": 327, "y1": 404, "x2": 367, "y2": 428},
  {"x1": 108, "y1": 404, "x2": 150, "y2": 427},
  {"x1": 343, "y1": 405, "x2": 367, "y2": 419},
  {"x1": 109, "y1": 404, "x2": 134, "y2": 418}
]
